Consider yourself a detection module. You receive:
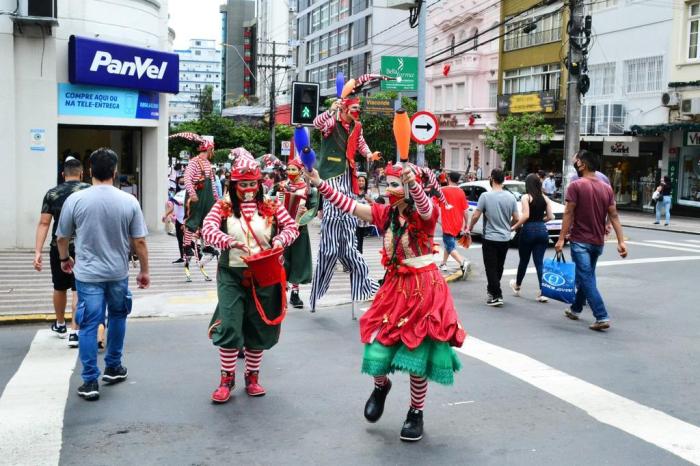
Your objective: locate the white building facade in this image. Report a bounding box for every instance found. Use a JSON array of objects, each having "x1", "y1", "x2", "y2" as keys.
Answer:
[
  {"x1": 256, "y1": 0, "x2": 293, "y2": 114},
  {"x1": 581, "y1": 0, "x2": 673, "y2": 210},
  {"x1": 426, "y1": 0, "x2": 501, "y2": 177},
  {"x1": 170, "y1": 39, "x2": 222, "y2": 124},
  {"x1": 0, "y1": 0, "x2": 175, "y2": 249}
]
